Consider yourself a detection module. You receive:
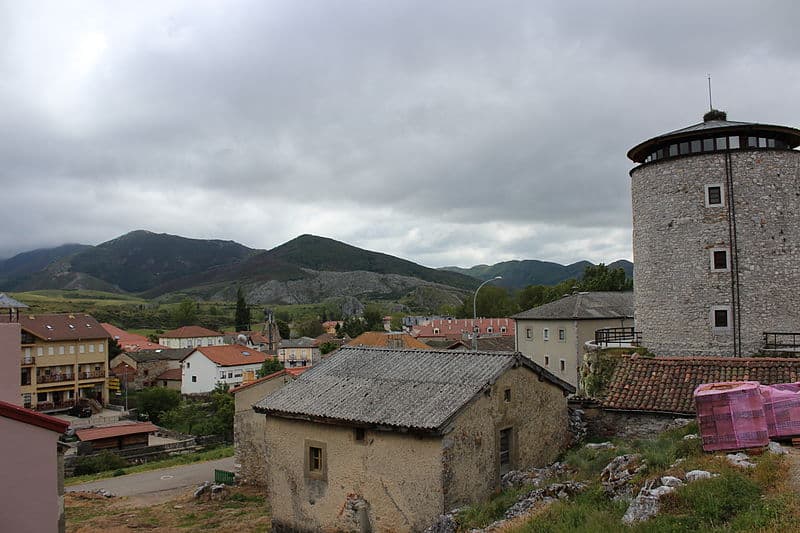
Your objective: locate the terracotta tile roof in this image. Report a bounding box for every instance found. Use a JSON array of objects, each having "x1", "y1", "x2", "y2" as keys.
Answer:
[
  {"x1": 76, "y1": 422, "x2": 159, "y2": 442},
  {"x1": 602, "y1": 355, "x2": 800, "y2": 415},
  {"x1": 187, "y1": 345, "x2": 268, "y2": 367},
  {"x1": 412, "y1": 318, "x2": 515, "y2": 339},
  {"x1": 19, "y1": 313, "x2": 110, "y2": 342},
  {"x1": 346, "y1": 332, "x2": 430, "y2": 349},
  {"x1": 0, "y1": 400, "x2": 69, "y2": 434},
  {"x1": 156, "y1": 368, "x2": 182, "y2": 381},
  {"x1": 101, "y1": 323, "x2": 168, "y2": 352},
  {"x1": 230, "y1": 367, "x2": 308, "y2": 394},
  {"x1": 160, "y1": 325, "x2": 222, "y2": 338},
  {"x1": 123, "y1": 348, "x2": 193, "y2": 363}
]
